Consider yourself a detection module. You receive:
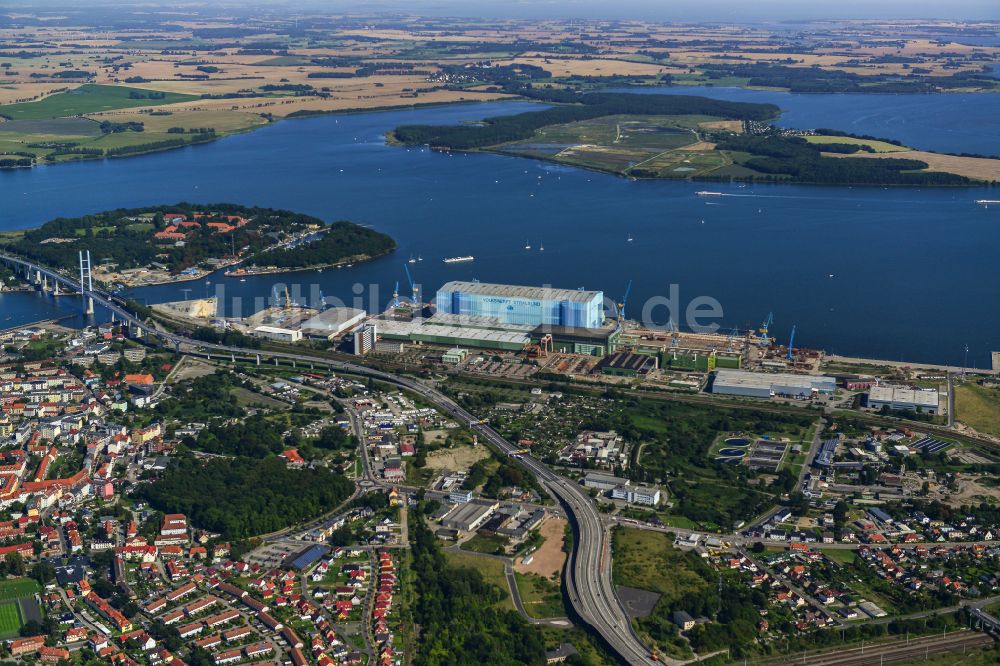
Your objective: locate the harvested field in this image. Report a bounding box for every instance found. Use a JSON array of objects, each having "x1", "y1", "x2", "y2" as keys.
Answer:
[
  {"x1": 698, "y1": 119, "x2": 743, "y2": 133},
  {"x1": 511, "y1": 56, "x2": 670, "y2": 78},
  {"x1": 515, "y1": 516, "x2": 566, "y2": 579},
  {"x1": 827, "y1": 150, "x2": 1000, "y2": 182}
]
